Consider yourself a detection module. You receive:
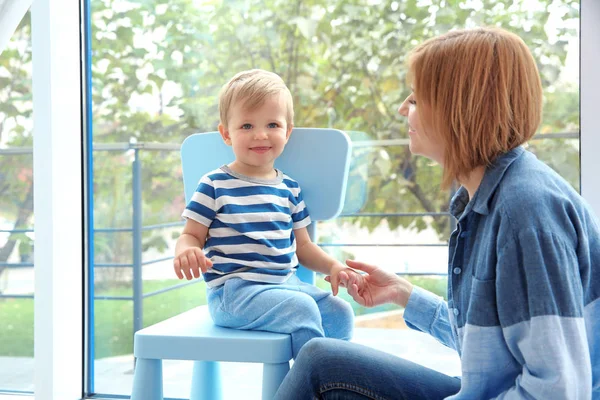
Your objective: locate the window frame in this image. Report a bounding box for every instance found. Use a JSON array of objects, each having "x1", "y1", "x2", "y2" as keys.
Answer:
[
  {"x1": 30, "y1": 0, "x2": 85, "y2": 398},
  {"x1": 581, "y1": 0, "x2": 600, "y2": 215}
]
